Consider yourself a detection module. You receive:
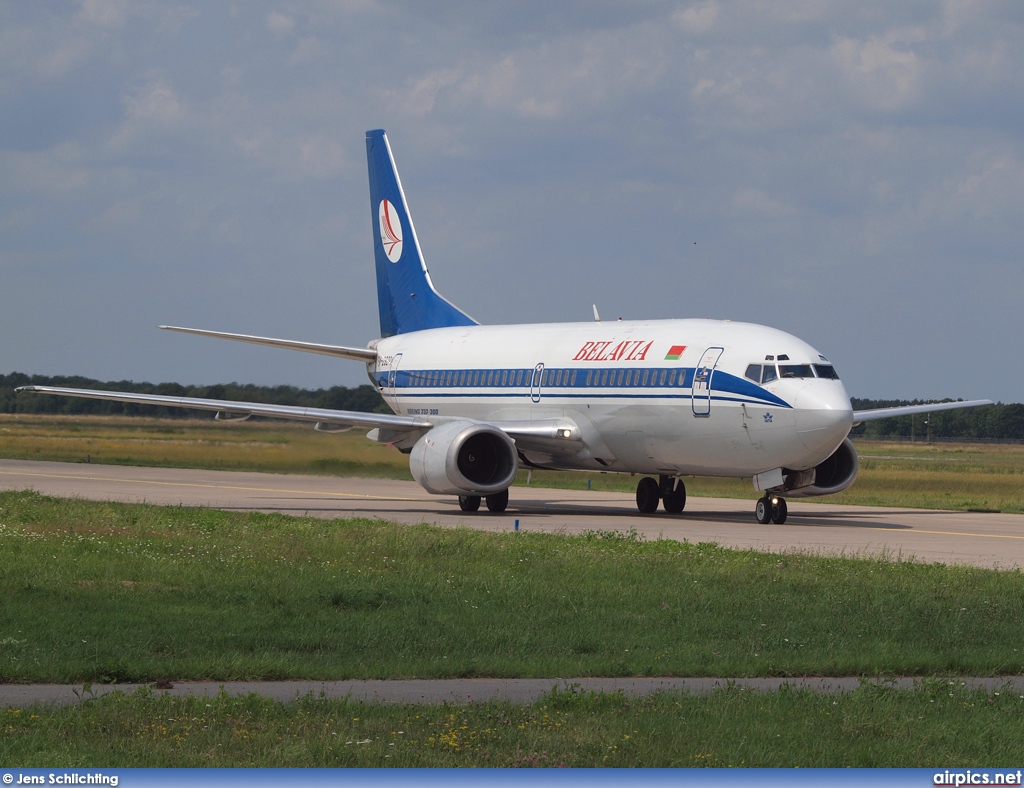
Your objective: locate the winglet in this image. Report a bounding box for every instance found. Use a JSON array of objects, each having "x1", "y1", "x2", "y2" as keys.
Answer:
[{"x1": 366, "y1": 129, "x2": 477, "y2": 337}]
